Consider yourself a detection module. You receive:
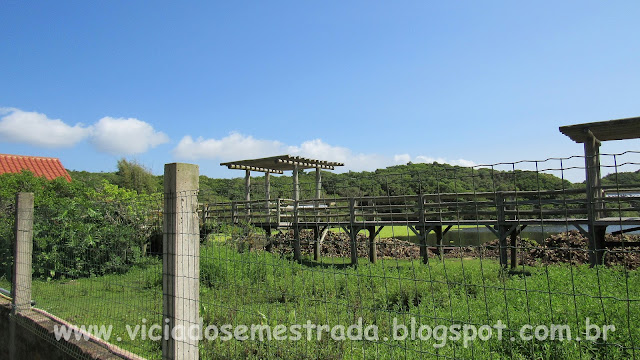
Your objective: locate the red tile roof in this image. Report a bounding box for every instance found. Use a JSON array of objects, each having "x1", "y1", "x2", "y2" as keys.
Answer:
[{"x1": 0, "y1": 154, "x2": 72, "y2": 182}]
